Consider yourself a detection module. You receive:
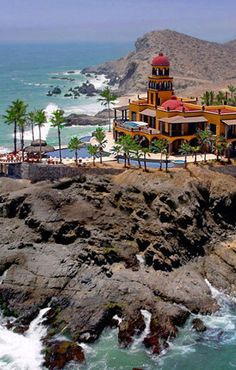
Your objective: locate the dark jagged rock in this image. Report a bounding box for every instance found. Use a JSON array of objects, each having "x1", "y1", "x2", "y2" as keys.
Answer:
[
  {"x1": 52, "y1": 87, "x2": 62, "y2": 94},
  {"x1": 192, "y1": 318, "x2": 207, "y2": 332},
  {"x1": 0, "y1": 166, "x2": 235, "y2": 366},
  {"x1": 44, "y1": 340, "x2": 85, "y2": 369}
]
